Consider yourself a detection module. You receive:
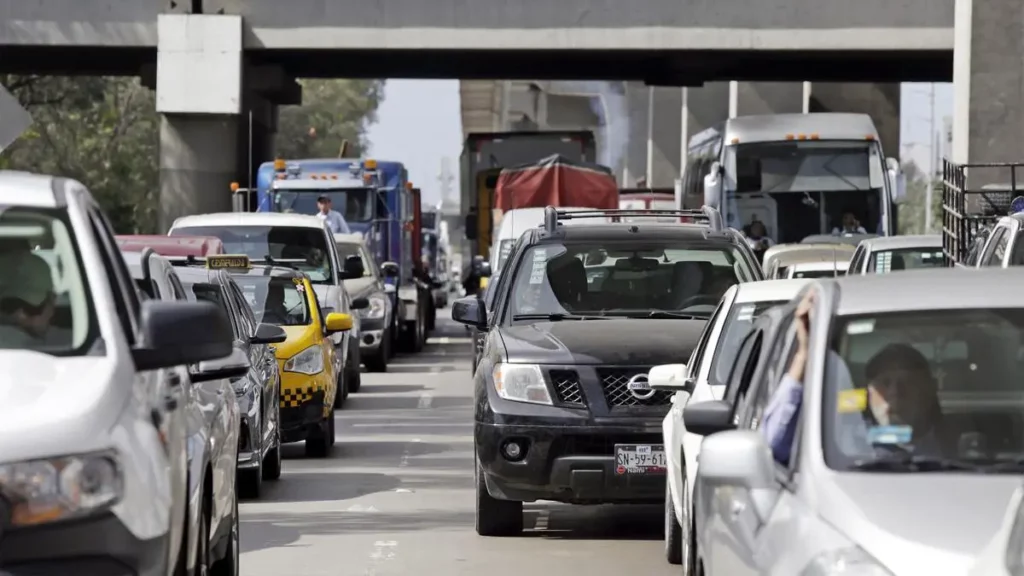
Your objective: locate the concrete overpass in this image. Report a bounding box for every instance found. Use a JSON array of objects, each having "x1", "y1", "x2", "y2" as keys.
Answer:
[{"x1": 0, "y1": 0, "x2": 1017, "y2": 226}]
